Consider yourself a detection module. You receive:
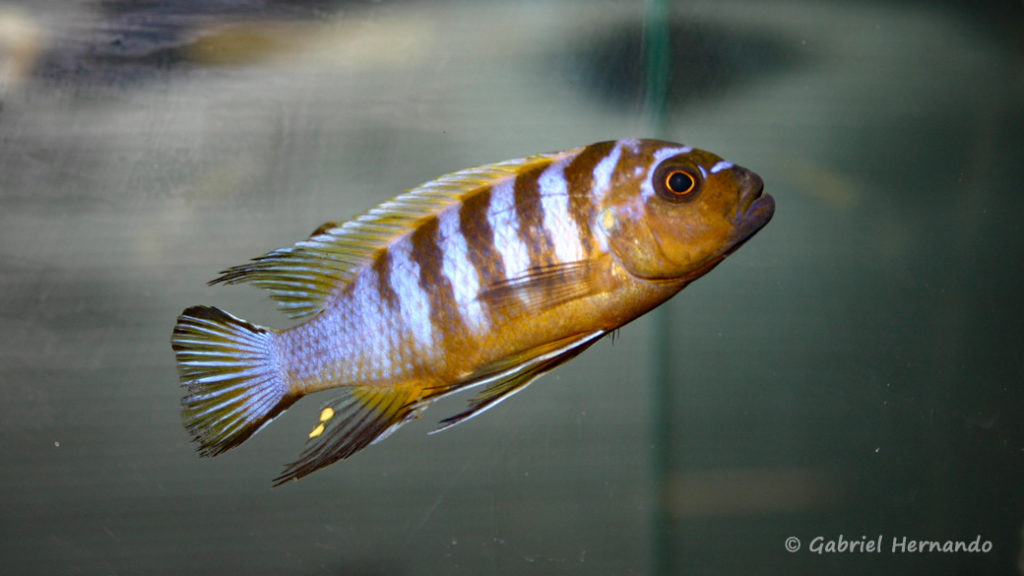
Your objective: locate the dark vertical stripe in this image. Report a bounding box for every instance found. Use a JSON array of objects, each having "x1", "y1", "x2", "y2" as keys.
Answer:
[
  {"x1": 459, "y1": 187, "x2": 504, "y2": 287},
  {"x1": 513, "y1": 164, "x2": 556, "y2": 269},
  {"x1": 409, "y1": 216, "x2": 459, "y2": 340},
  {"x1": 373, "y1": 250, "x2": 399, "y2": 316},
  {"x1": 563, "y1": 141, "x2": 617, "y2": 255}
]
